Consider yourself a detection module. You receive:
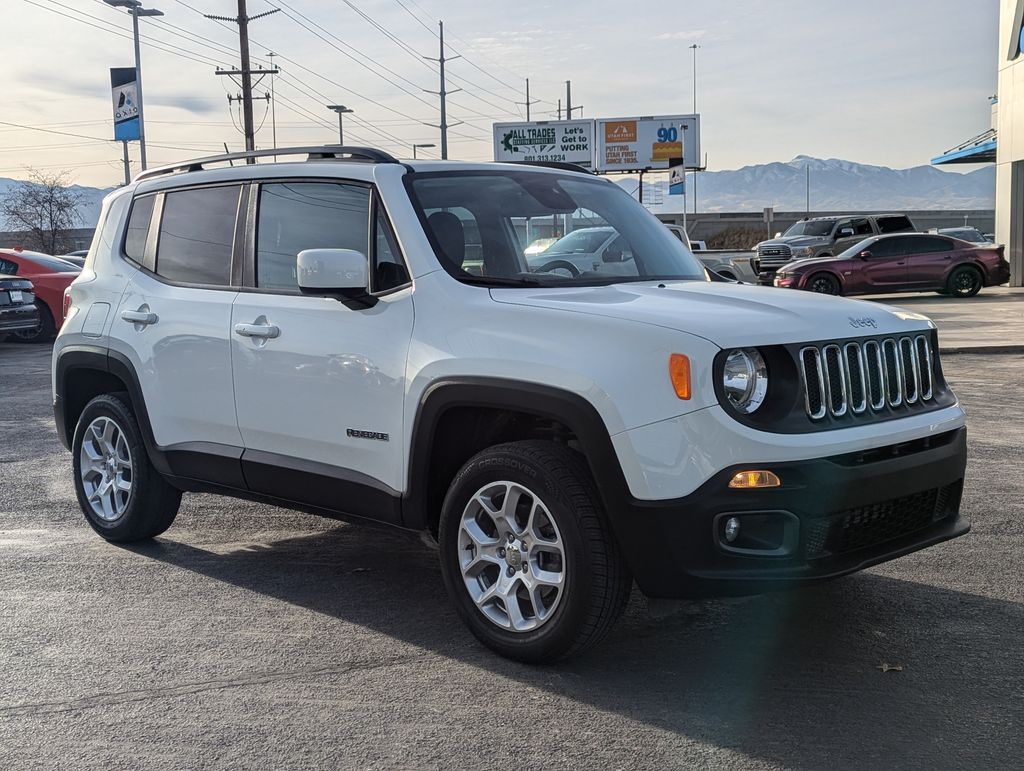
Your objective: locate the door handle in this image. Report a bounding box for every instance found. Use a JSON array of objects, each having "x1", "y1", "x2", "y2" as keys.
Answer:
[
  {"x1": 234, "y1": 322, "x2": 280, "y2": 339},
  {"x1": 121, "y1": 308, "x2": 158, "y2": 325}
]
